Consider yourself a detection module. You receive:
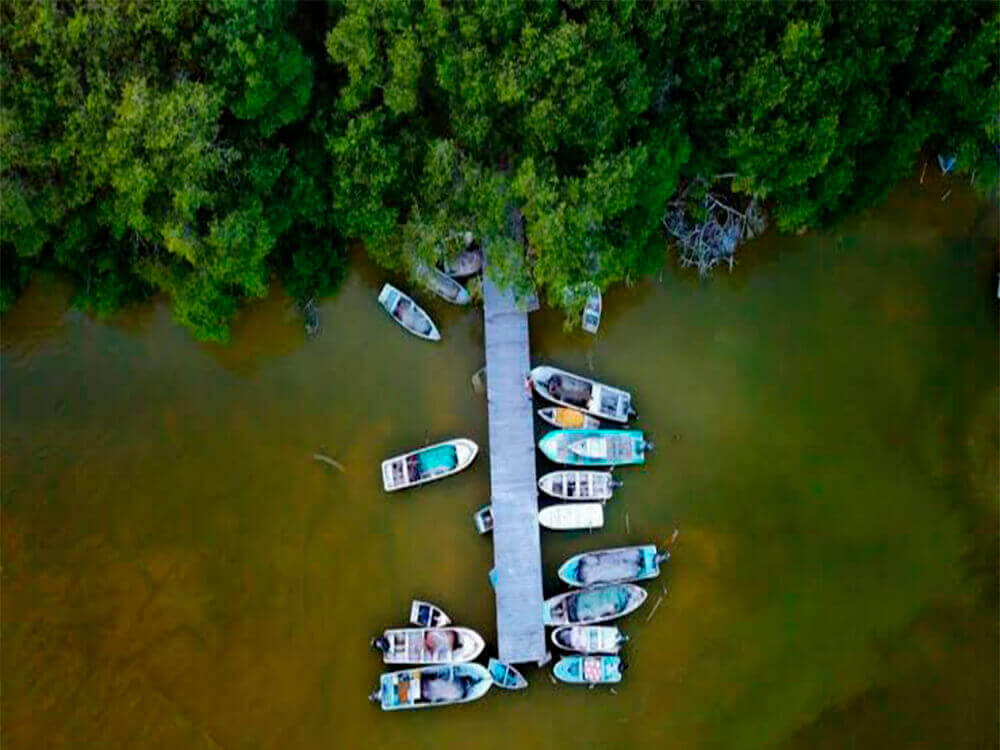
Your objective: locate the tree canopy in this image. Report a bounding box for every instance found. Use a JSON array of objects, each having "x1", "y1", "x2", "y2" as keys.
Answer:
[{"x1": 2, "y1": 0, "x2": 996, "y2": 338}]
